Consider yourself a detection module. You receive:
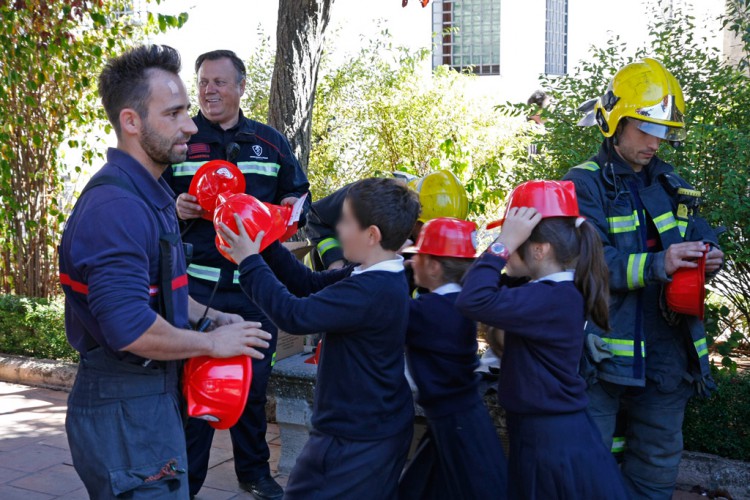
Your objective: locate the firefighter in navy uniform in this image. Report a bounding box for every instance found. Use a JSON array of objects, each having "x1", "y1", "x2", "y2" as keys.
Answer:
[
  {"x1": 59, "y1": 45, "x2": 270, "y2": 500},
  {"x1": 563, "y1": 58, "x2": 724, "y2": 499},
  {"x1": 163, "y1": 50, "x2": 309, "y2": 500}
]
